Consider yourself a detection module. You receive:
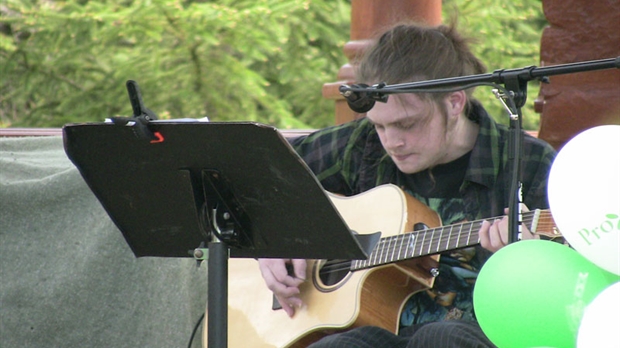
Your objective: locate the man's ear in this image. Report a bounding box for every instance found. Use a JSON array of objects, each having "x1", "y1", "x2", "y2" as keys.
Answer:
[{"x1": 446, "y1": 90, "x2": 467, "y2": 117}]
